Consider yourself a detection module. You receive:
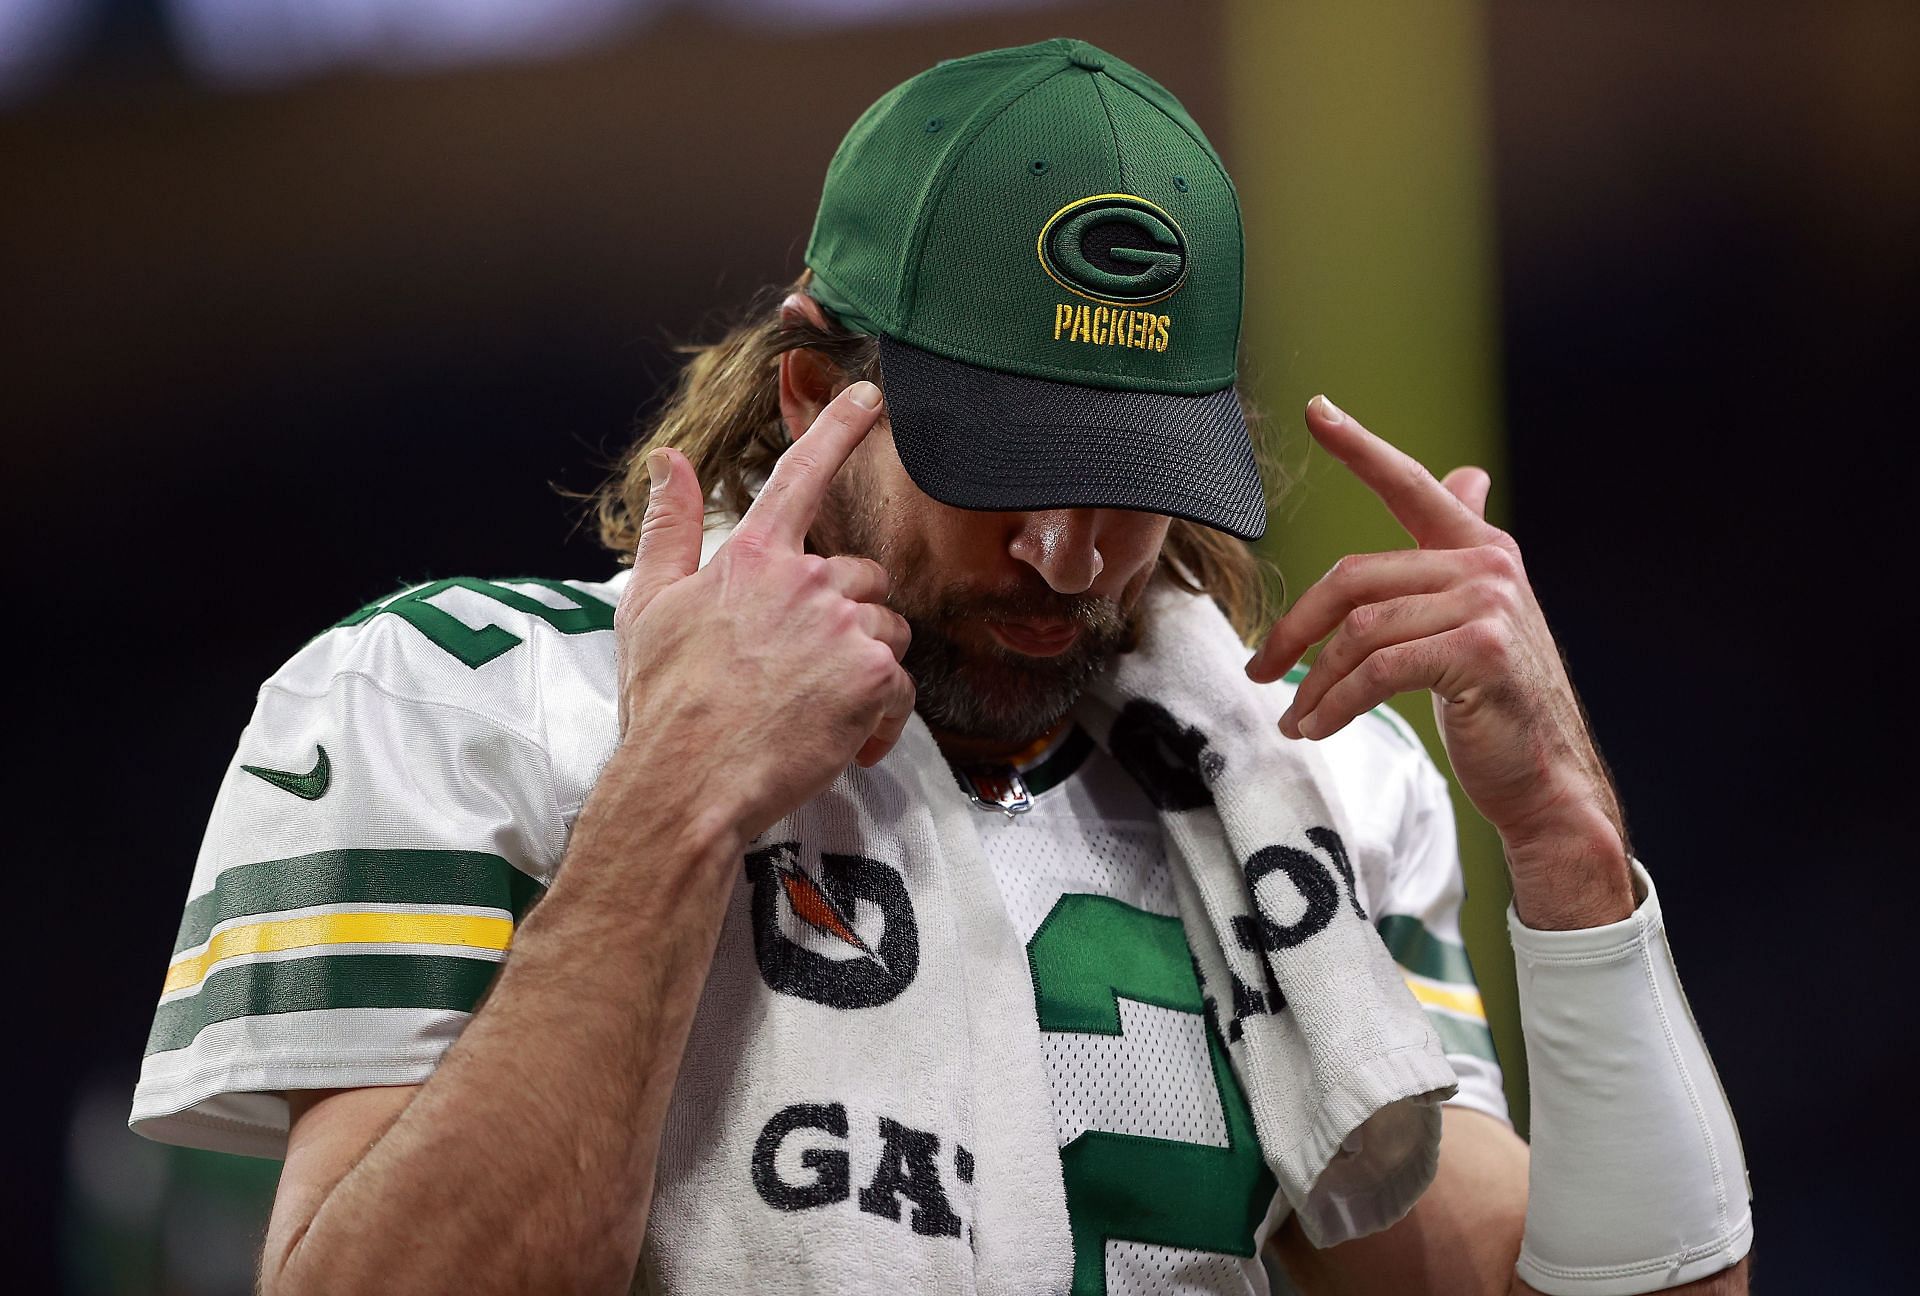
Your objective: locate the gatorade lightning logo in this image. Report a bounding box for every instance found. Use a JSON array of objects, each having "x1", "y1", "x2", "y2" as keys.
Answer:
[
  {"x1": 746, "y1": 842, "x2": 920, "y2": 1008},
  {"x1": 1038, "y1": 193, "x2": 1189, "y2": 305}
]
